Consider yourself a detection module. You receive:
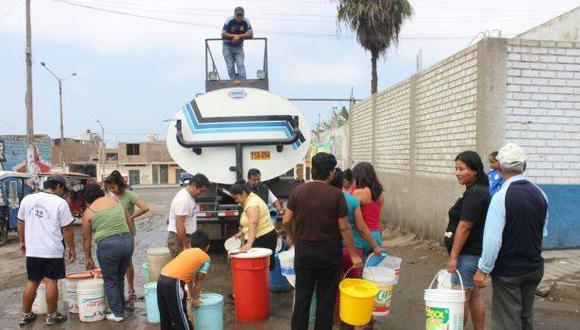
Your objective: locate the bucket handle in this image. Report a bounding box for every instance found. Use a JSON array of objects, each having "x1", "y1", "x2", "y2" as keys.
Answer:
[
  {"x1": 428, "y1": 269, "x2": 464, "y2": 292},
  {"x1": 343, "y1": 266, "x2": 355, "y2": 280},
  {"x1": 363, "y1": 249, "x2": 391, "y2": 269}
]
